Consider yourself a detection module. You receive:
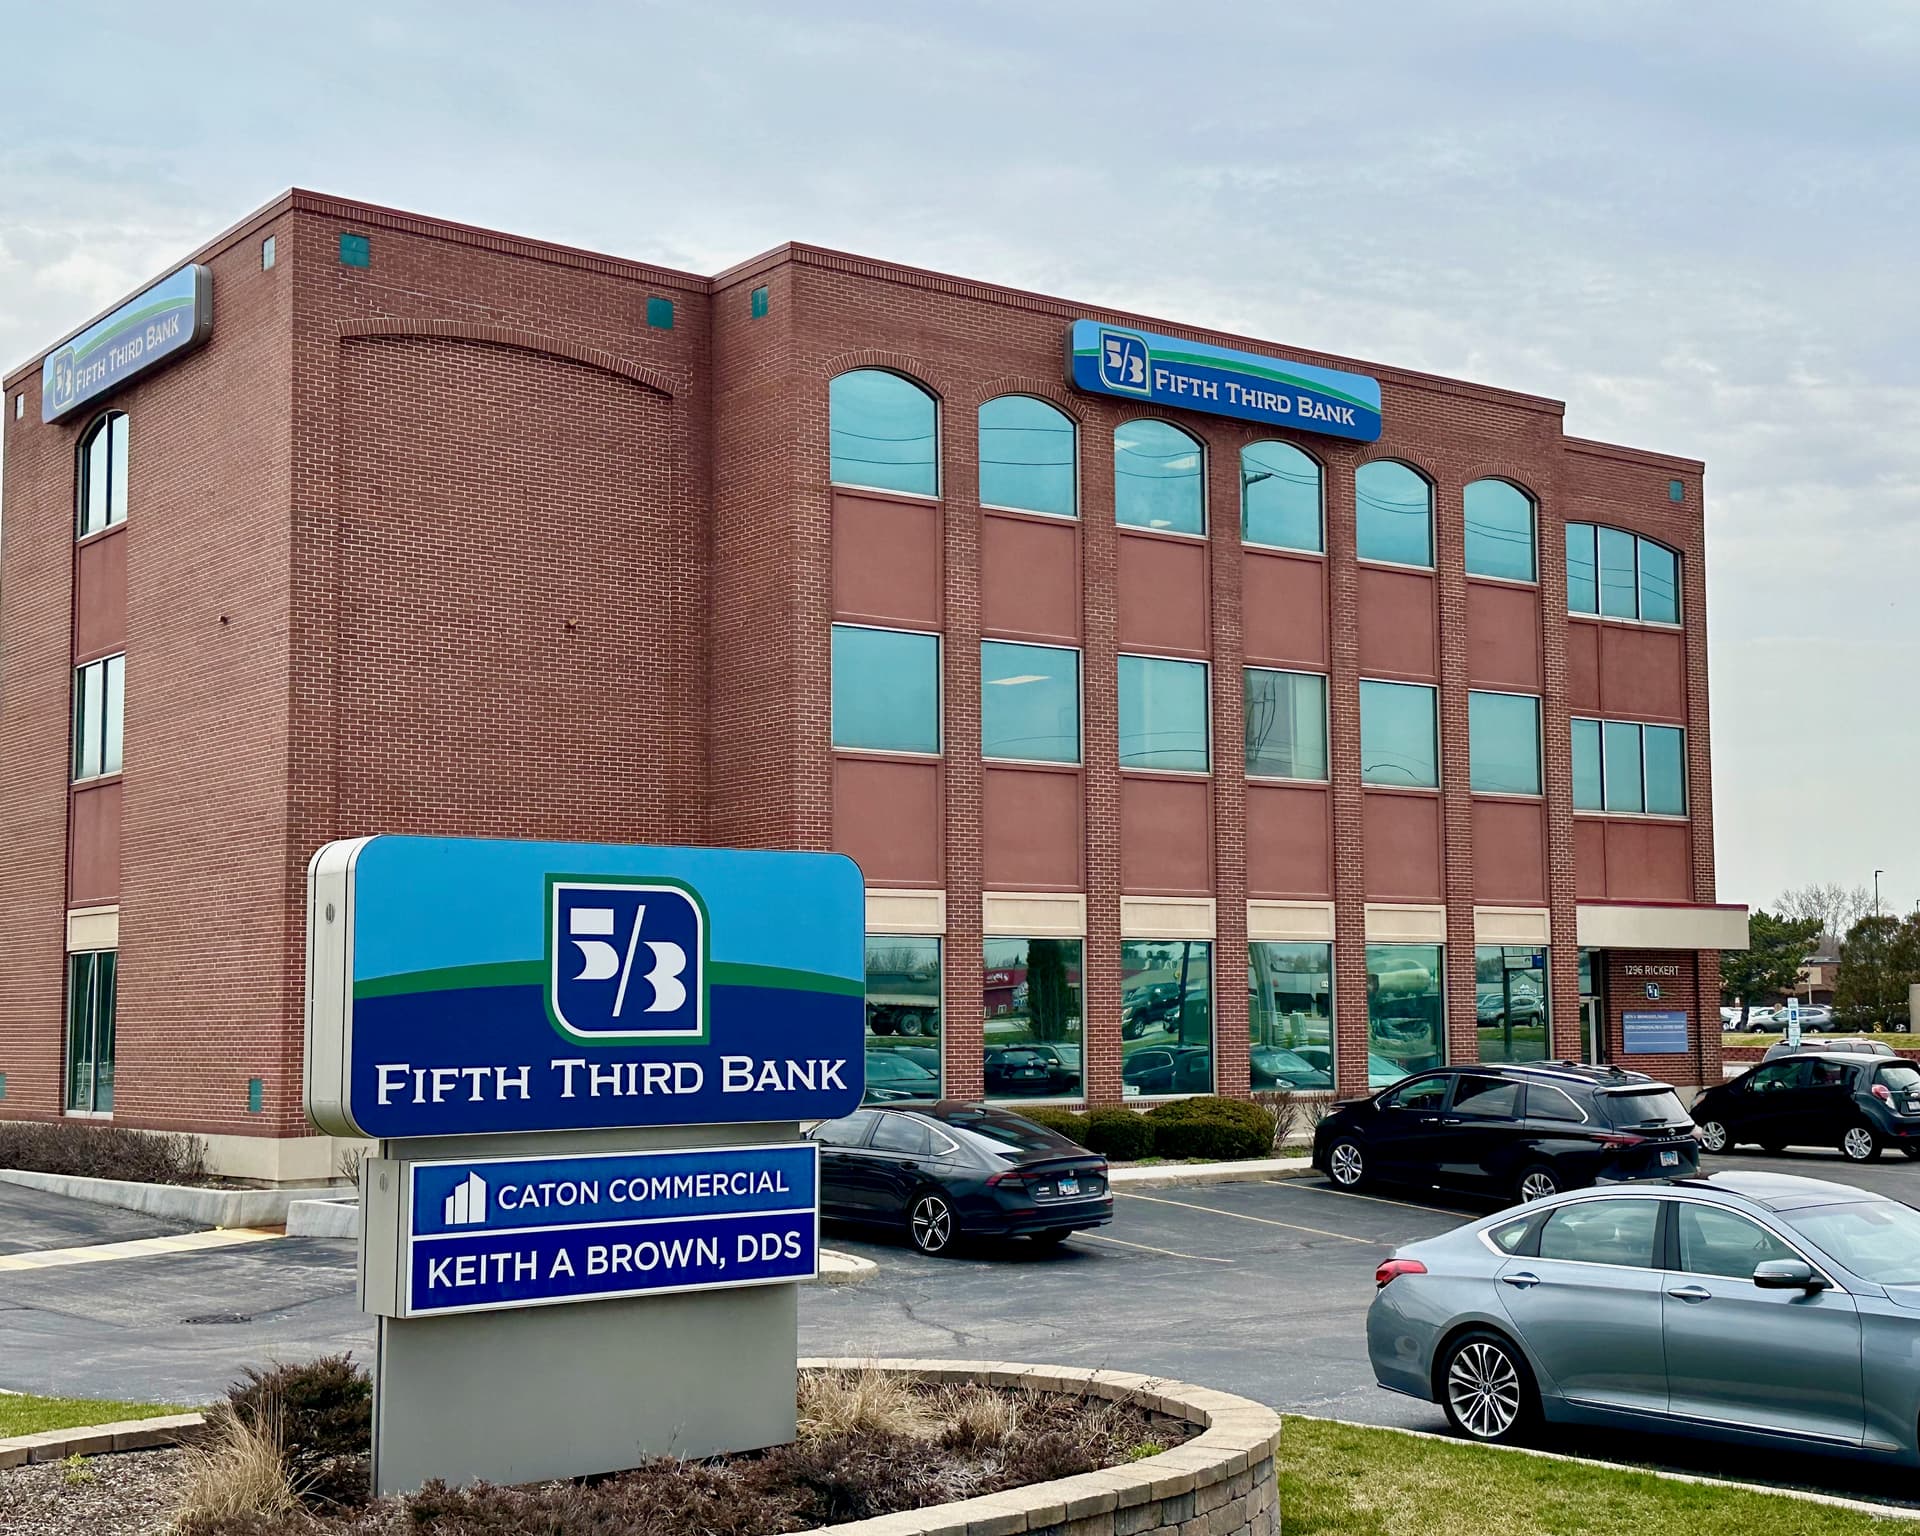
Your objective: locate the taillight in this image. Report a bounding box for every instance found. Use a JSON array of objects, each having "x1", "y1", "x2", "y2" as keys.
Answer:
[
  {"x1": 1597, "y1": 1133, "x2": 1645, "y2": 1147},
  {"x1": 1375, "y1": 1258, "x2": 1427, "y2": 1288},
  {"x1": 1874, "y1": 1084, "x2": 1892, "y2": 1103},
  {"x1": 987, "y1": 1170, "x2": 1031, "y2": 1189}
]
